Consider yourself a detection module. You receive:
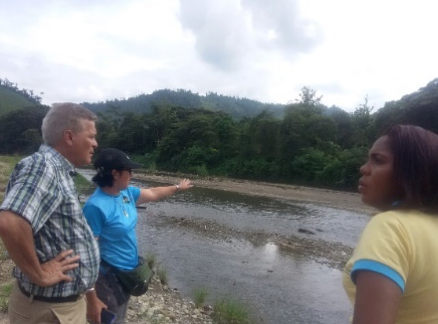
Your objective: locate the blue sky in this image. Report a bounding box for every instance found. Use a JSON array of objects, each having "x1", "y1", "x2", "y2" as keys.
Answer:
[{"x1": 1, "y1": 0, "x2": 437, "y2": 112}]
